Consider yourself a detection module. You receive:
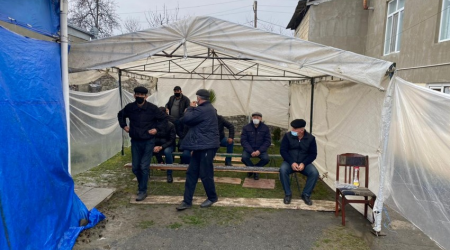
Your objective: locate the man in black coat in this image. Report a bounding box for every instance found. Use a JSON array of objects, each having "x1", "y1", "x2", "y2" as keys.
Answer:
[
  {"x1": 240, "y1": 112, "x2": 271, "y2": 180},
  {"x1": 279, "y1": 119, "x2": 319, "y2": 206},
  {"x1": 165, "y1": 86, "x2": 190, "y2": 137},
  {"x1": 154, "y1": 107, "x2": 176, "y2": 183},
  {"x1": 217, "y1": 115, "x2": 235, "y2": 166},
  {"x1": 117, "y1": 86, "x2": 167, "y2": 201},
  {"x1": 176, "y1": 89, "x2": 220, "y2": 211}
]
